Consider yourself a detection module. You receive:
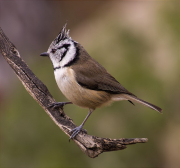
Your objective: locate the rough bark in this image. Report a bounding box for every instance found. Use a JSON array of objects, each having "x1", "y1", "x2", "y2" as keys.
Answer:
[{"x1": 0, "y1": 27, "x2": 148, "y2": 158}]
